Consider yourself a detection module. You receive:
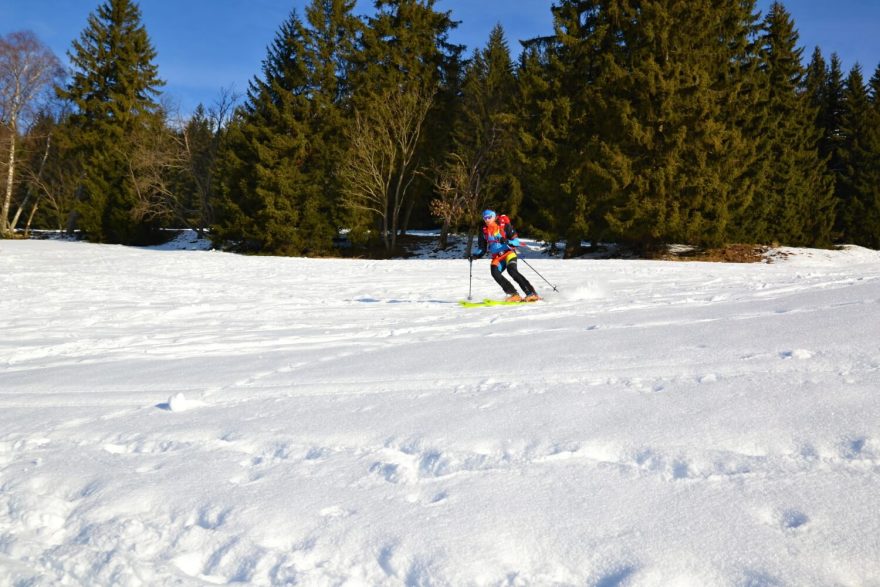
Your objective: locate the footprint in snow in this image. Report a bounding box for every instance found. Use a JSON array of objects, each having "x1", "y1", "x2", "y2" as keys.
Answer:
[
  {"x1": 842, "y1": 436, "x2": 870, "y2": 460},
  {"x1": 757, "y1": 506, "x2": 810, "y2": 532},
  {"x1": 780, "y1": 509, "x2": 809, "y2": 531}
]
